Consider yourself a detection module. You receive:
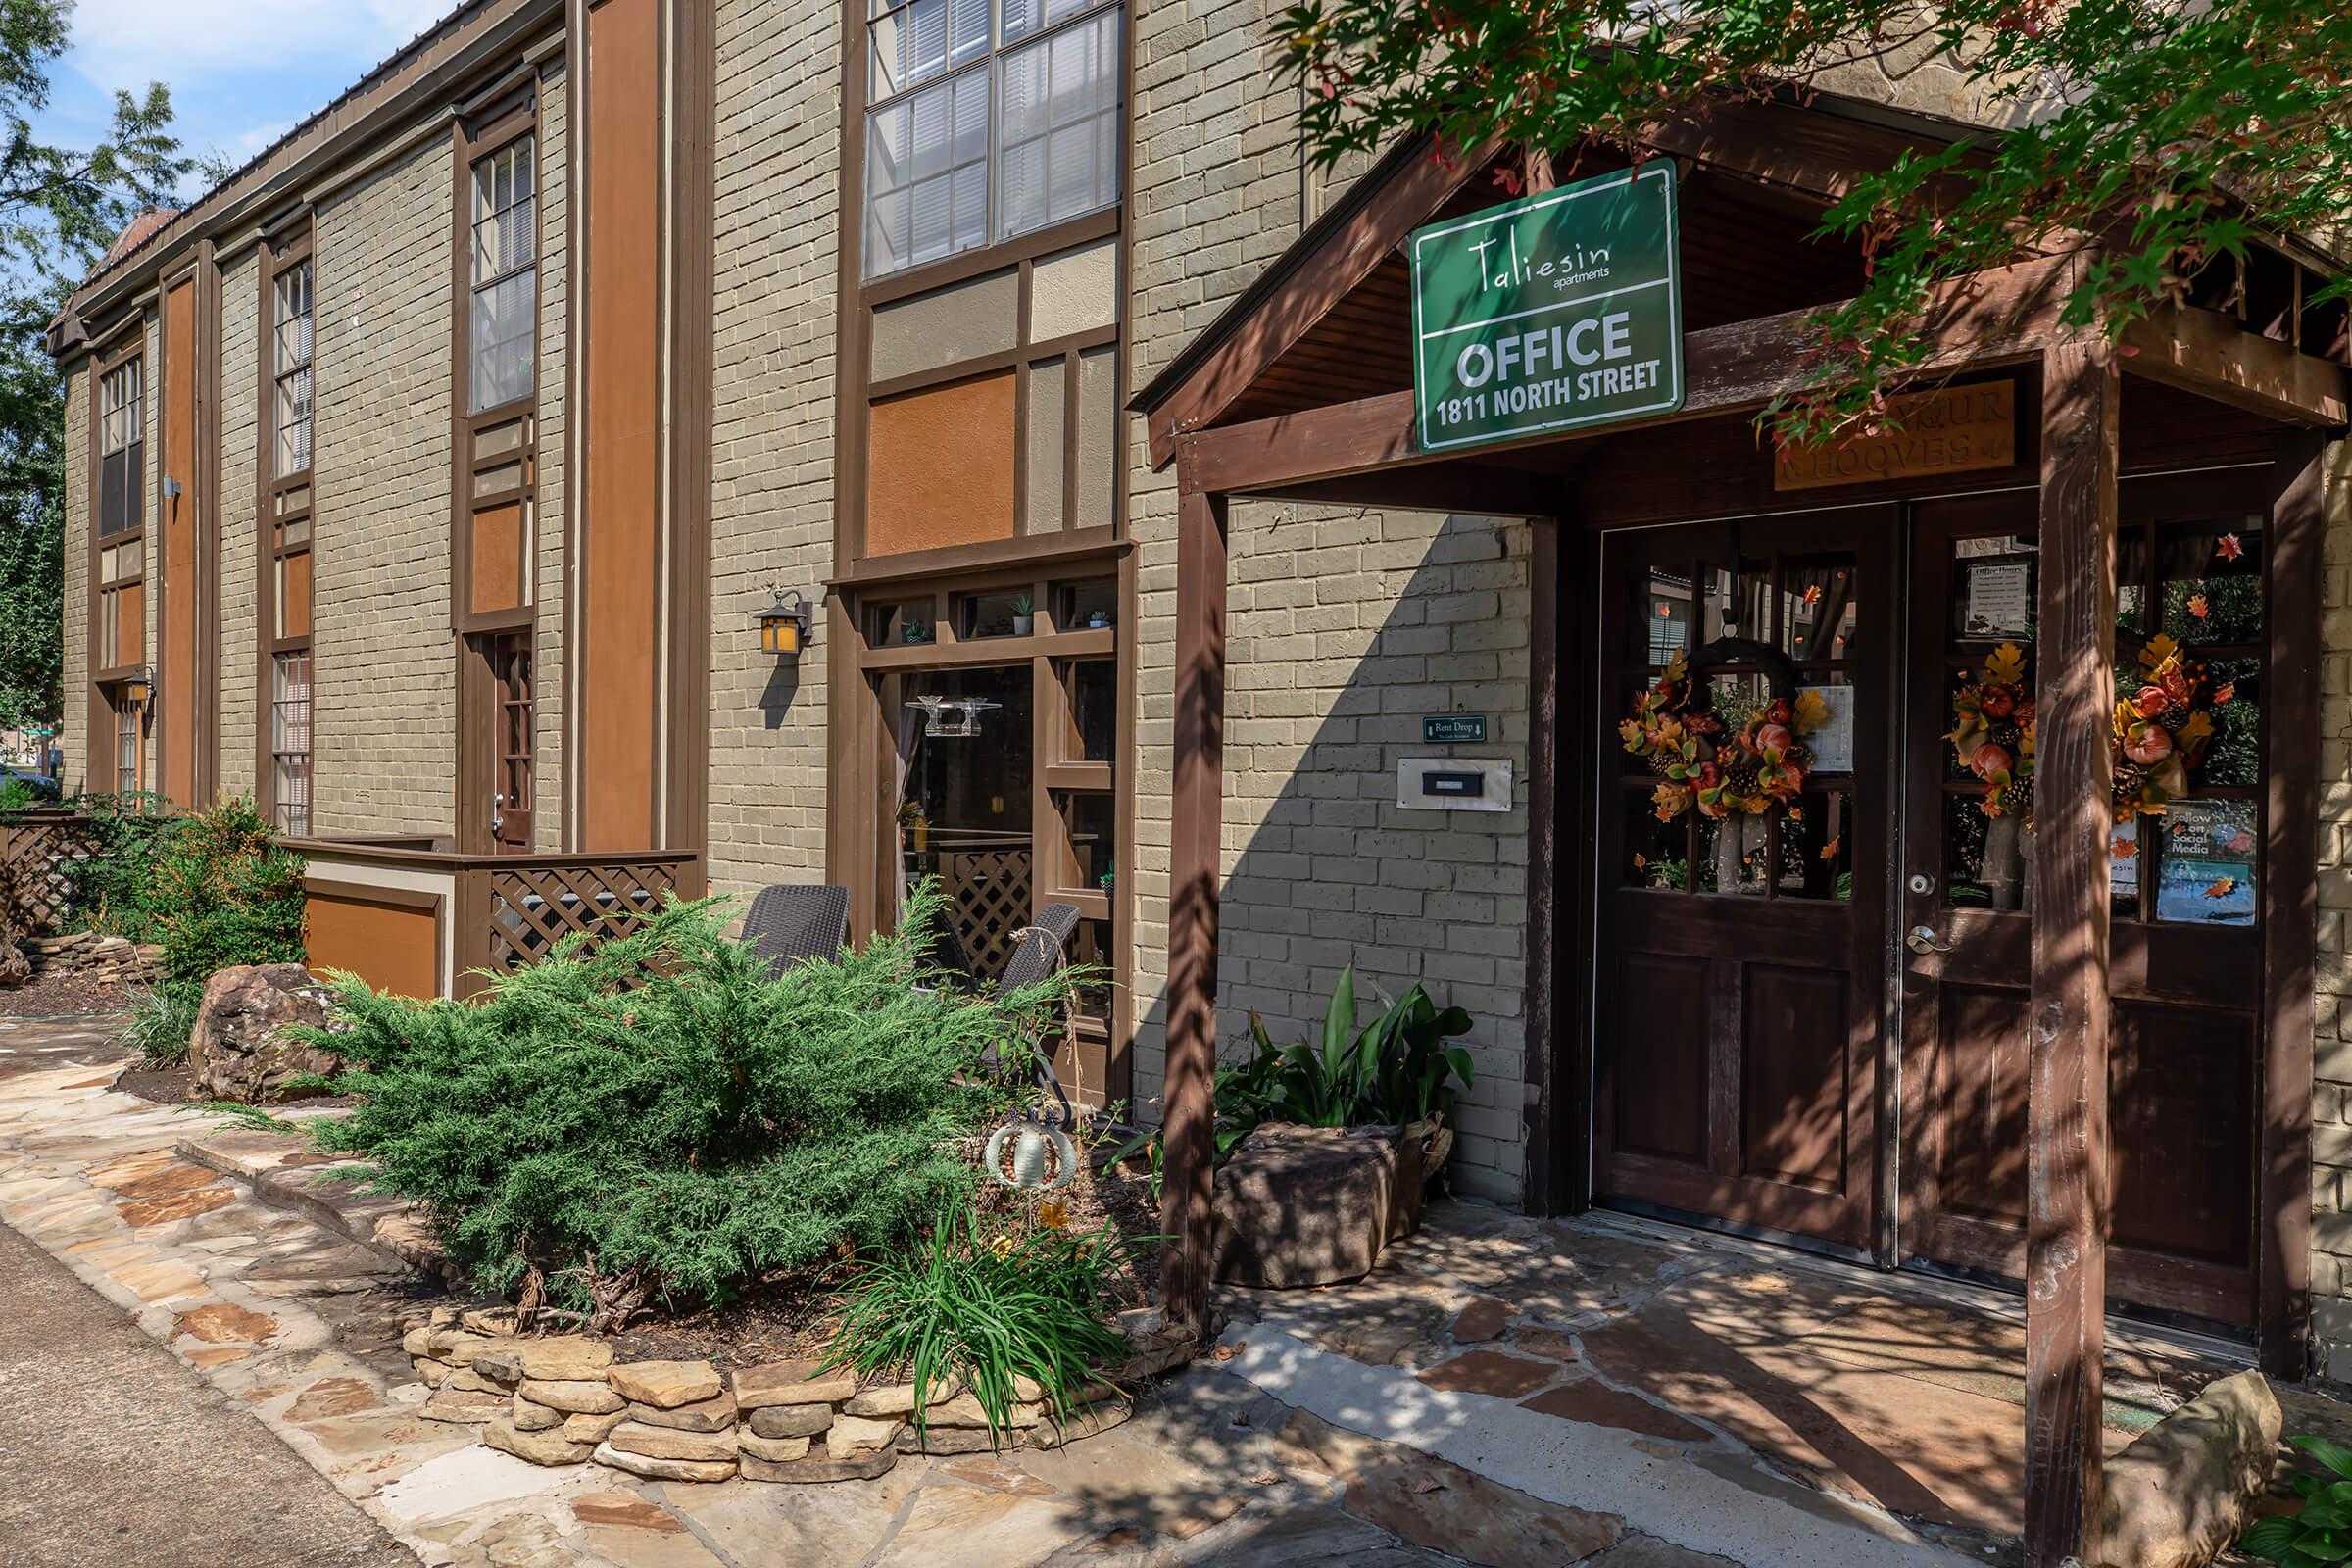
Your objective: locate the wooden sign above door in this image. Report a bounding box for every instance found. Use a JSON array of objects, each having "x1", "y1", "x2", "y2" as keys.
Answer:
[{"x1": 1772, "y1": 382, "x2": 2016, "y2": 492}]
